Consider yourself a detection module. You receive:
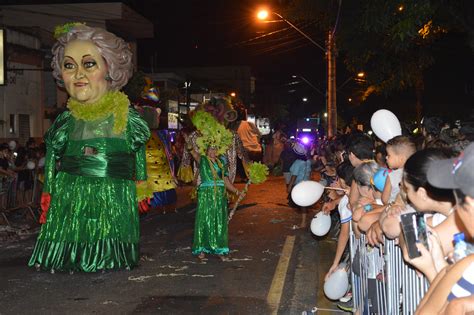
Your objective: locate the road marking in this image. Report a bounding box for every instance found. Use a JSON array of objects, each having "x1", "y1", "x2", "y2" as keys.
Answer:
[{"x1": 267, "y1": 235, "x2": 296, "y2": 315}]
